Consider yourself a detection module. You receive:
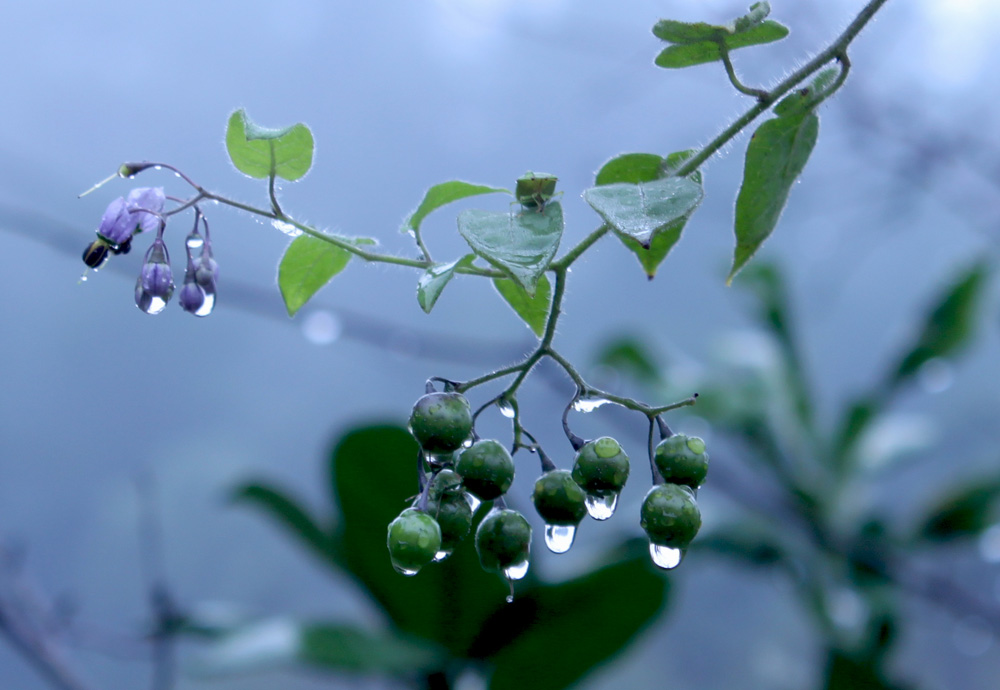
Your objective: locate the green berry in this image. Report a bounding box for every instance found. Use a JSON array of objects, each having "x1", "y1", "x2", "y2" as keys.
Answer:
[
  {"x1": 571, "y1": 437, "x2": 630, "y2": 494},
  {"x1": 456, "y1": 440, "x2": 515, "y2": 500},
  {"x1": 428, "y1": 470, "x2": 474, "y2": 553},
  {"x1": 654, "y1": 434, "x2": 709, "y2": 488},
  {"x1": 386, "y1": 508, "x2": 442, "y2": 575},
  {"x1": 640, "y1": 484, "x2": 701, "y2": 548},
  {"x1": 532, "y1": 469, "x2": 587, "y2": 525},
  {"x1": 409, "y1": 392, "x2": 473, "y2": 454},
  {"x1": 475, "y1": 508, "x2": 532, "y2": 574}
]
